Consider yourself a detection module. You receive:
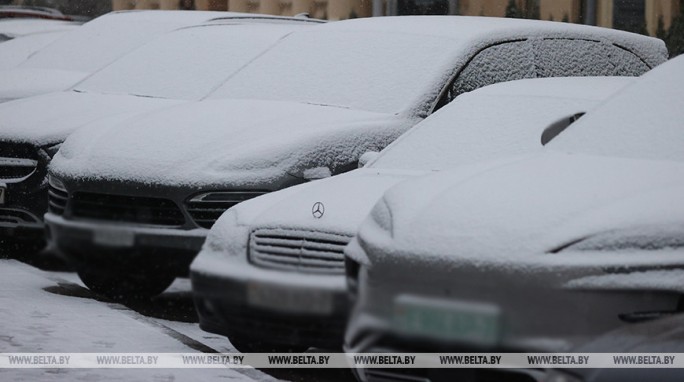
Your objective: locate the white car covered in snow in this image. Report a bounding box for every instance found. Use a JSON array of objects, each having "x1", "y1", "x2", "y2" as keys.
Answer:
[
  {"x1": 344, "y1": 54, "x2": 684, "y2": 382},
  {"x1": 0, "y1": 29, "x2": 76, "y2": 70},
  {"x1": 0, "y1": 15, "x2": 317, "y2": 252},
  {"x1": 189, "y1": 76, "x2": 633, "y2": 352},
  {"x1": 0, "y1": 10, "x2": 229, "y2": 102},
  {"x1": 0, "y1": 17, "x2": 78, "y2": 42},
  {"x1": 47, "y1": 15, "x2": 665, "y2": 301}
]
